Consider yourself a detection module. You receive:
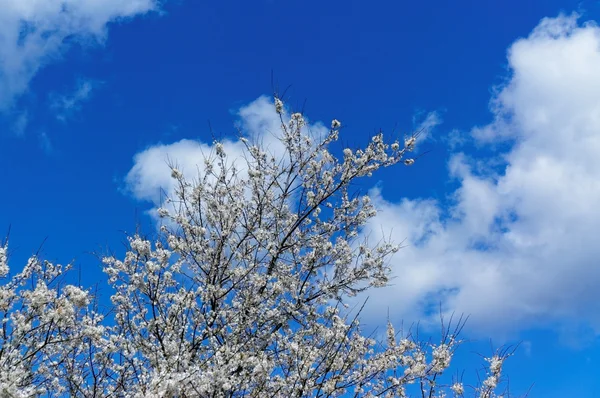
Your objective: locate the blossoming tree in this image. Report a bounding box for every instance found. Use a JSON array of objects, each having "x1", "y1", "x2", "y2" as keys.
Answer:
[{"x1": 0, "y1": 97, "x2": 513, "y2": 397}]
